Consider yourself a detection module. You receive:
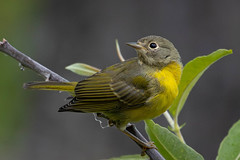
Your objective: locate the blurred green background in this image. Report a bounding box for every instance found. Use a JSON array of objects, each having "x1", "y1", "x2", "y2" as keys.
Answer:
[
  {"x1": 0, "y1": 1, "x2": 240, "y2": 160},
  {"x1": 0, "y1": 0, "x2": 41, "y2": 157}
]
